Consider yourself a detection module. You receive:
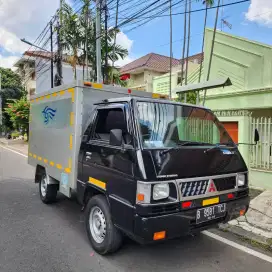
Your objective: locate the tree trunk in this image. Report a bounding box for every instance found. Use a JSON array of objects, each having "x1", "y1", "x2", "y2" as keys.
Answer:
[{"x1": 203, "y1": 0, "x2": 220, "y2": 106}]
